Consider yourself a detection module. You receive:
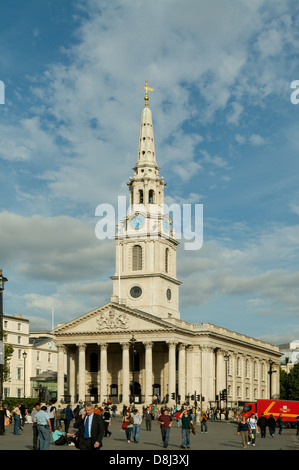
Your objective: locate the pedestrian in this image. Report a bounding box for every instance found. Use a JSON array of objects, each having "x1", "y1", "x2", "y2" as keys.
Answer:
[
  {"x1": 33, "y1": 405, "x2": 51, "y2": 450},
  {"x1": 52, "y1": 425, "x2": 76, "y2": 446},
  {"x1": 267, "y1": 414, "x2": 276, "y2": 437},
  {"x1": 247, "y1": 413, "x2": 258, "y2": 446},
  {"x1": 63, "y1": 404, "x2": 74, "y2": 433},
  {"x1": 237, "y1": 416, "x2": 250, "y2": 449},
  {"x1": 55, "y1": 405, "x2": 63, "y2": 427},
  {"x1": 145, "y1": 406, "x2": 153, "y2": 431},
  {"x1": 31, "y1": 402, "x2": 41, "y2": 450},
  {"x1": 103, "y1": 406, "x2": 112, "y2": 437},
  {"x1": 131, "y1": 408, "x2": 142, "y2": 443},
  {"x1": 74, "y1": 402, "x2": 104, "y2": 450},
  {"x1": 47, "y1": 402, "x2": 56, "y2": 431},
  {"x1": 111, "y1": 404, "x2": 117, "y2": 418},
  {"x1": 19, "y1": 402, "x2": 26, "y2": 429},
  {"x1": 257, "y1": 412, "x2": 267, "y2": 438},
  {"x1": 12, "y1": 403, "x2": 21, "y2": 435},
  {"x1": 277, "y1": 414, "x2": 284, "y2": 435},
  {"x1": 158, "y1": 409, "x2": 173, "y2": 448},
  {"x1": 180, "y1": 409, "x2": 193, "y2": 449},
  {"x1": 122, "y1": 410, "x2": 134, "y2": 443},
  {"x1": 200, "y1": 411, "x2": 208, "y2": 433}
]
